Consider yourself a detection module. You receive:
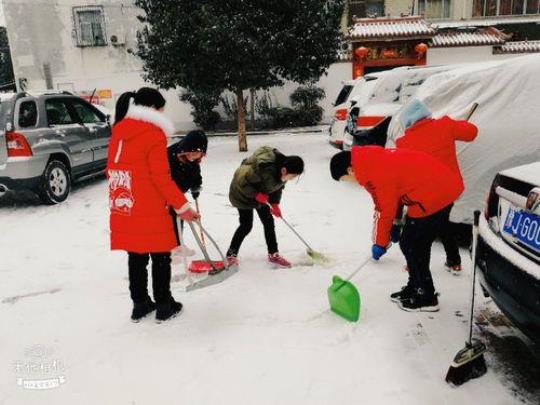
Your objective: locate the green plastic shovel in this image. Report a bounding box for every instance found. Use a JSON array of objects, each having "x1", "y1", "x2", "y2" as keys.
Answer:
[{"x1": 328, "y1": 256, "x2": 371, "y2": 322}]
